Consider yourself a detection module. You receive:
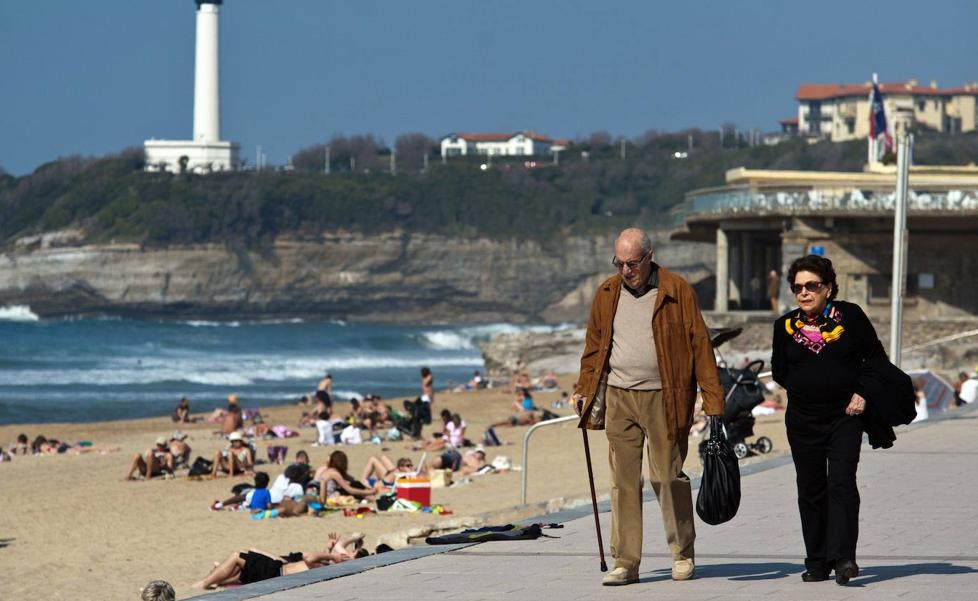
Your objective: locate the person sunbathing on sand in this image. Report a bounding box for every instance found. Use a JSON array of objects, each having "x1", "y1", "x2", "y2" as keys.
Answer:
[
  {"x1": 124, "y1": 437, "x2": 174, "y2": 480},
  {"x1": 221, "y1": 404, "x2": 244, "y2": 436},
  {"x1": 413, "y1": 409, "x2": 457, "y2": 451},
  {"x1": 491, "y1": 410, "x2": 543, "y2": 428},
  {"x1": 167, "y1": 432, "x2": 191, "y2": 468},
  {"x1": 211, "y1": 431, "x2": 254, "y2": 478},
  {"x1": 172, "y1": 396, "x2": 191, "y2": 423},
  {"x1": 192, "y1": 532, "x2": 365, "y2": 590},
  {"x1": 456, "y1": 447, "x2": 492, "y2": 477},
  {"x1": 9, "y1": 433, "x2": 29, "y2": 456},
  {"x1": 360, "y1": 455, "x2": 415, "y2": 491},
  {"x1": 315, "y1": 450, "x2": 377, "y2": 503}
]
